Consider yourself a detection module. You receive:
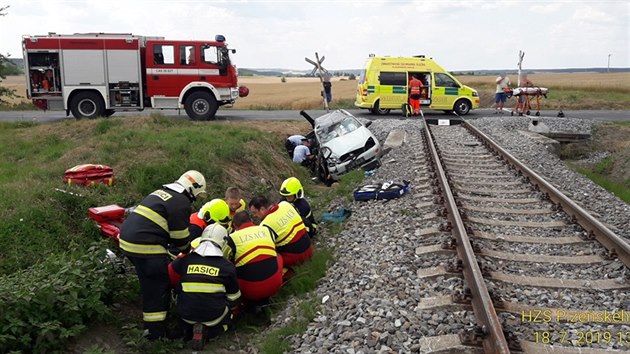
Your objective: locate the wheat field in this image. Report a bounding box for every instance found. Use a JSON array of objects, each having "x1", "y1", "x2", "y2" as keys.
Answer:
[{"x1": 3, "y1": 72, "x2": 629, "y2": 108}]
